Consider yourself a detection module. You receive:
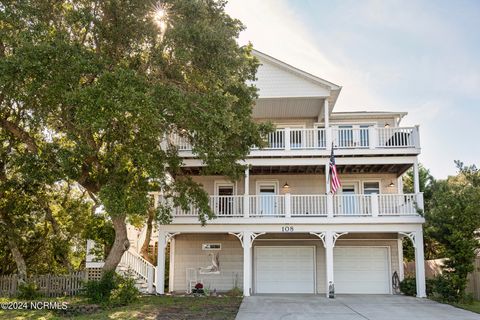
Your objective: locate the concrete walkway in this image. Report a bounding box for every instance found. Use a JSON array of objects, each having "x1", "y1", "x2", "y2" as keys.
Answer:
[{"x1": 235, "y1": 294, "x2": 480, "y2": 320}]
